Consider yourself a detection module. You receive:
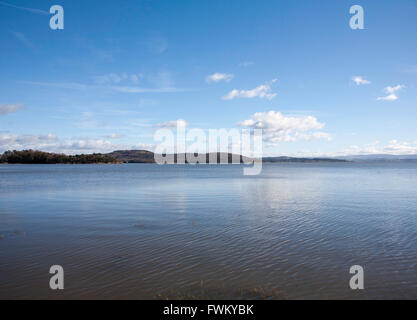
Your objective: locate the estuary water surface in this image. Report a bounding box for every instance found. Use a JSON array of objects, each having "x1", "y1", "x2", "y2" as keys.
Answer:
[{"x1": 0, "y1": 163, "x2": 416, "y2": 299}]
